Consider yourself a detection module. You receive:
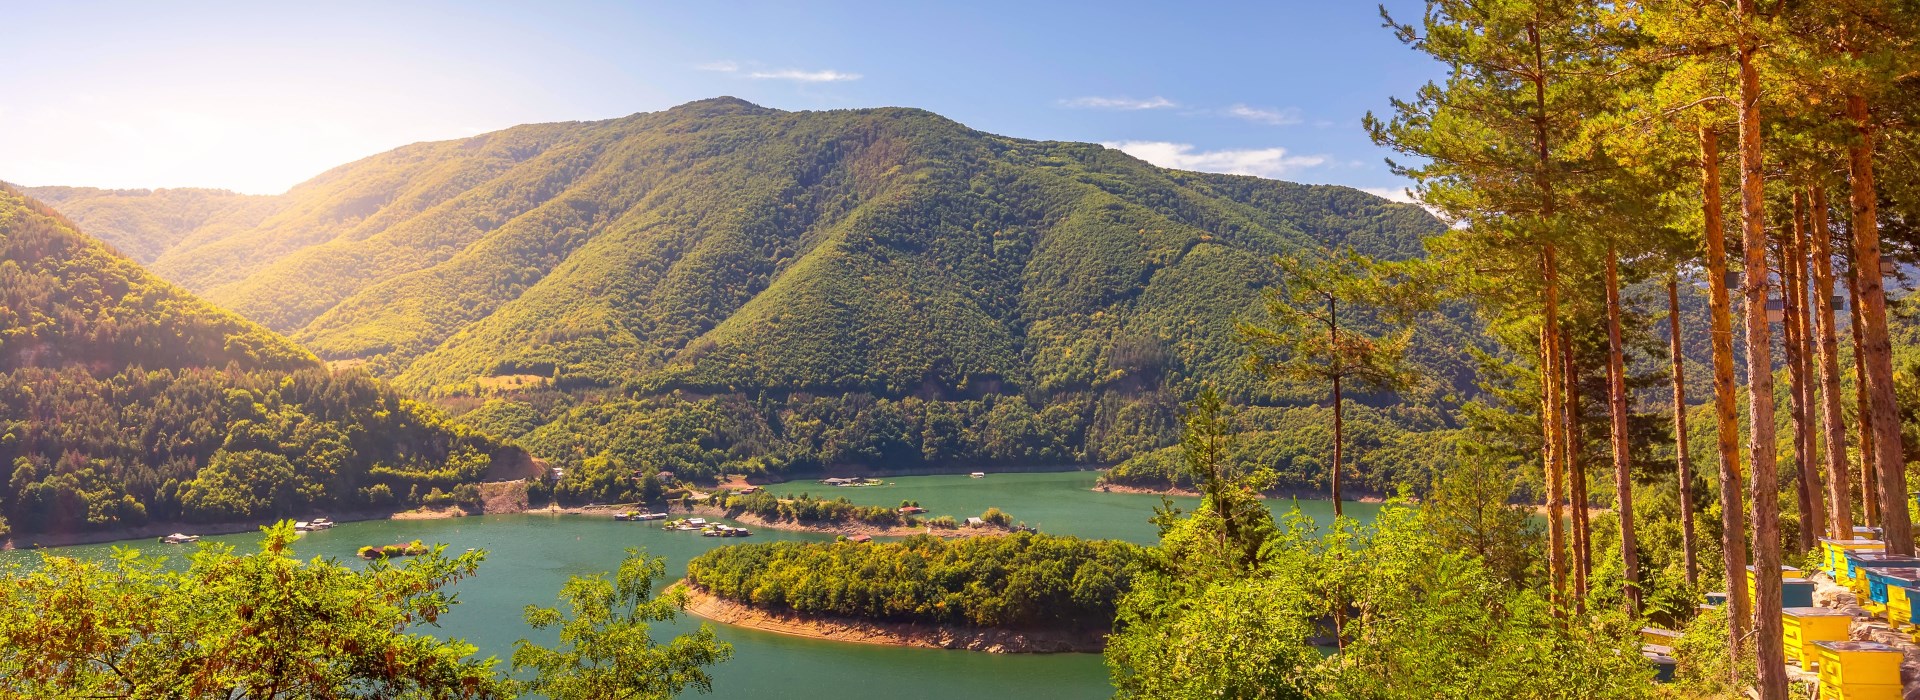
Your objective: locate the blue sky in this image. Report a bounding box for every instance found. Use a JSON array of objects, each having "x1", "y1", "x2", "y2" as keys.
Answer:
[{"x1": 0, "y1": 1, "x2": 1441, "y2": 199}]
